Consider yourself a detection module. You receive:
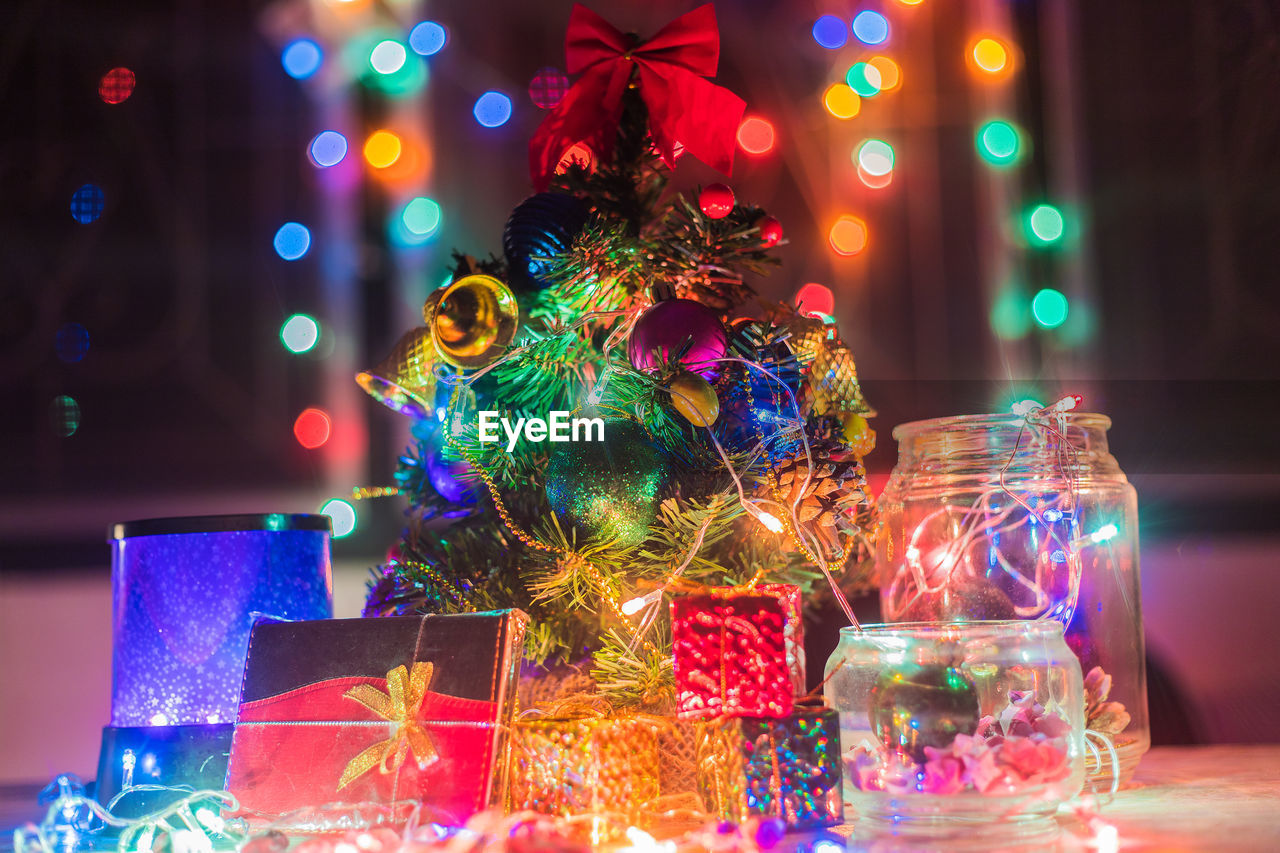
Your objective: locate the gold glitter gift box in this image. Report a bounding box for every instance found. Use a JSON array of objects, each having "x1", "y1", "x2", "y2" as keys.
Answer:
[{"x1": 508, "y1": 714, "x2": 661, "y2": 827}]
